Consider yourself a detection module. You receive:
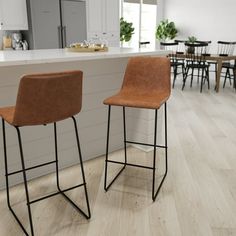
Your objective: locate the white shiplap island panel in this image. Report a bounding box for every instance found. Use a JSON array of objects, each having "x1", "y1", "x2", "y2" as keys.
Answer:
[{"x1": 0, "y1": 47, "x2": 168, "y2": 188}]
